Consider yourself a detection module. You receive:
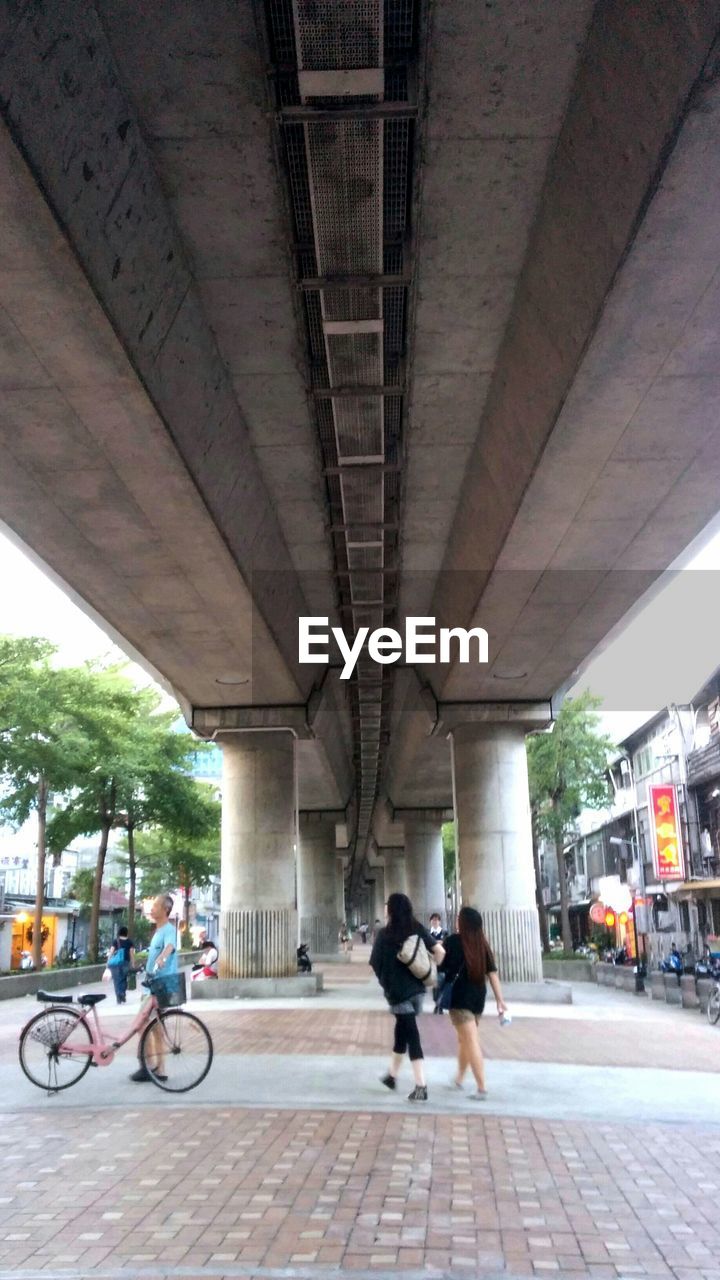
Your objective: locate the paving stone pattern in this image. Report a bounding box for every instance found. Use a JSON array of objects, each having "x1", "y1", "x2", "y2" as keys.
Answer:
[
  {"x1": 0, "y1": 1106, "x2": 719, "y2": 1279},
  {"x1": 4, "y1": 1007, "x2": 718, "y2": 1072}
]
